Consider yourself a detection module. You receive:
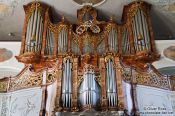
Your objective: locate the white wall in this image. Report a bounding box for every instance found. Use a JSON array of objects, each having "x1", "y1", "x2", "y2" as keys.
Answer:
[
  {"x1": 153, "y1": 40, "x2": 175, "y2": 69},
  {"x1": 0, "y1": 42, "x2": 24, "y2": 78},
  {"x1": 136, "y1": 85, "x2": 174, "y2": 116}
]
